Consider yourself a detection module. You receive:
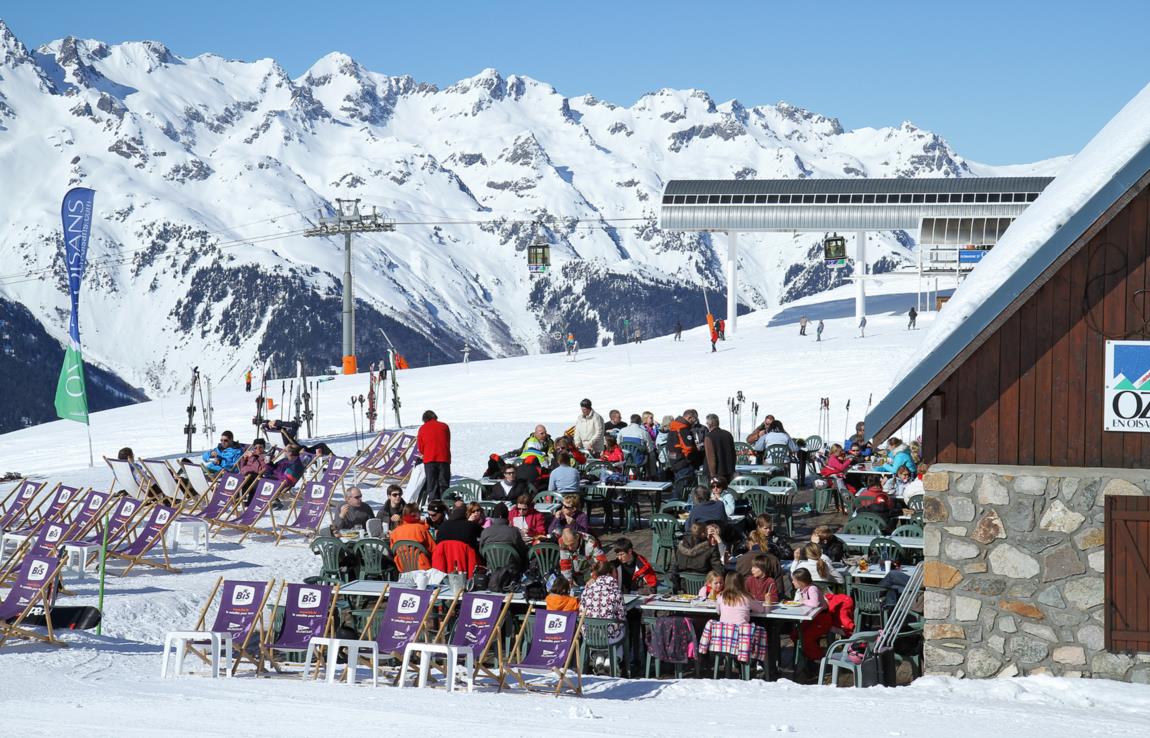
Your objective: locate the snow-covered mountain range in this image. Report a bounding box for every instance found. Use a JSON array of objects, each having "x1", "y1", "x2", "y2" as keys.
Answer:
[{"x1": 0, "y1": 19, "x2": 1064, "y2": 431}]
